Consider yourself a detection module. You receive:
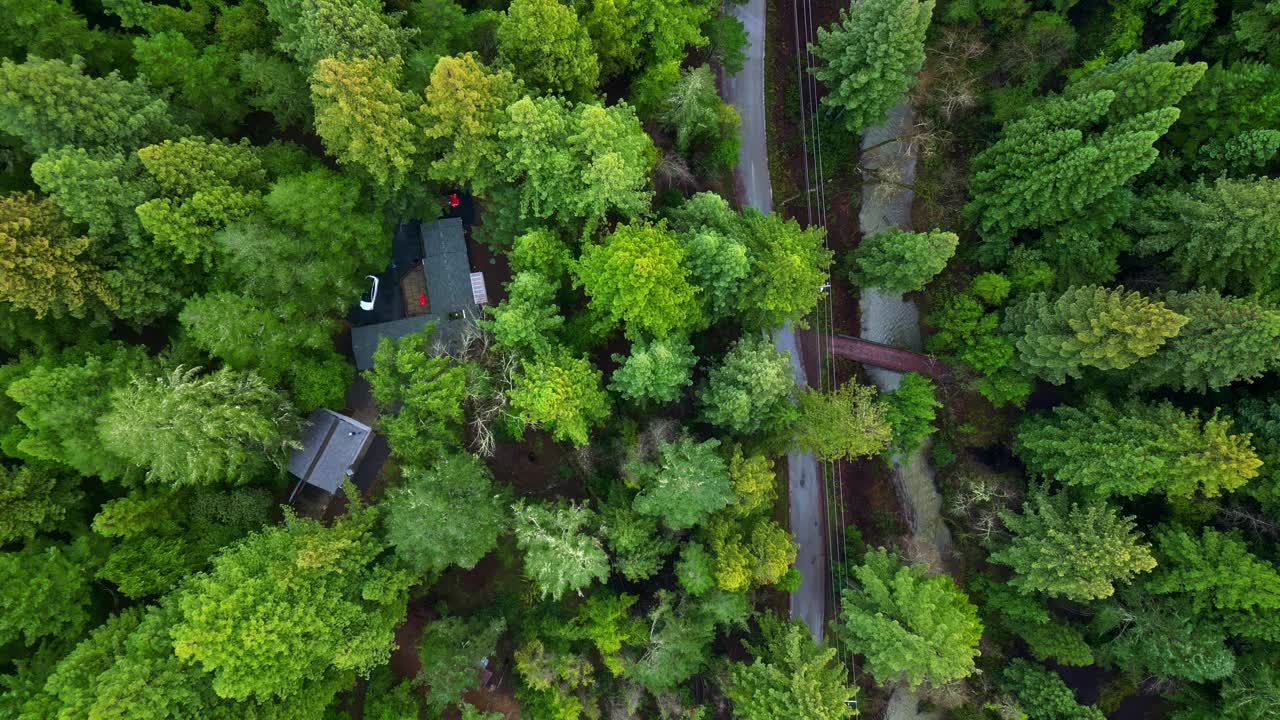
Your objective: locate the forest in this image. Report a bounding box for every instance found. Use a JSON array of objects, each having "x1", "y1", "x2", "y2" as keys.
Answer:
[{"x1": 0, "y1": 0, "x2": 1278, "y2": 717}]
